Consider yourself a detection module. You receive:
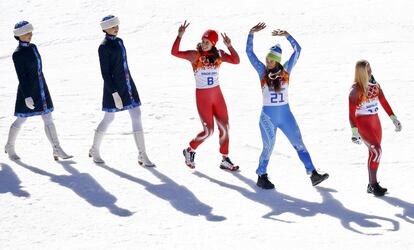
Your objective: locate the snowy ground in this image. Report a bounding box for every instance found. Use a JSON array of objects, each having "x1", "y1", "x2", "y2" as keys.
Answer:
[{"x1": 1, "y1": 0, "x2": 414, "y2": 249}]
